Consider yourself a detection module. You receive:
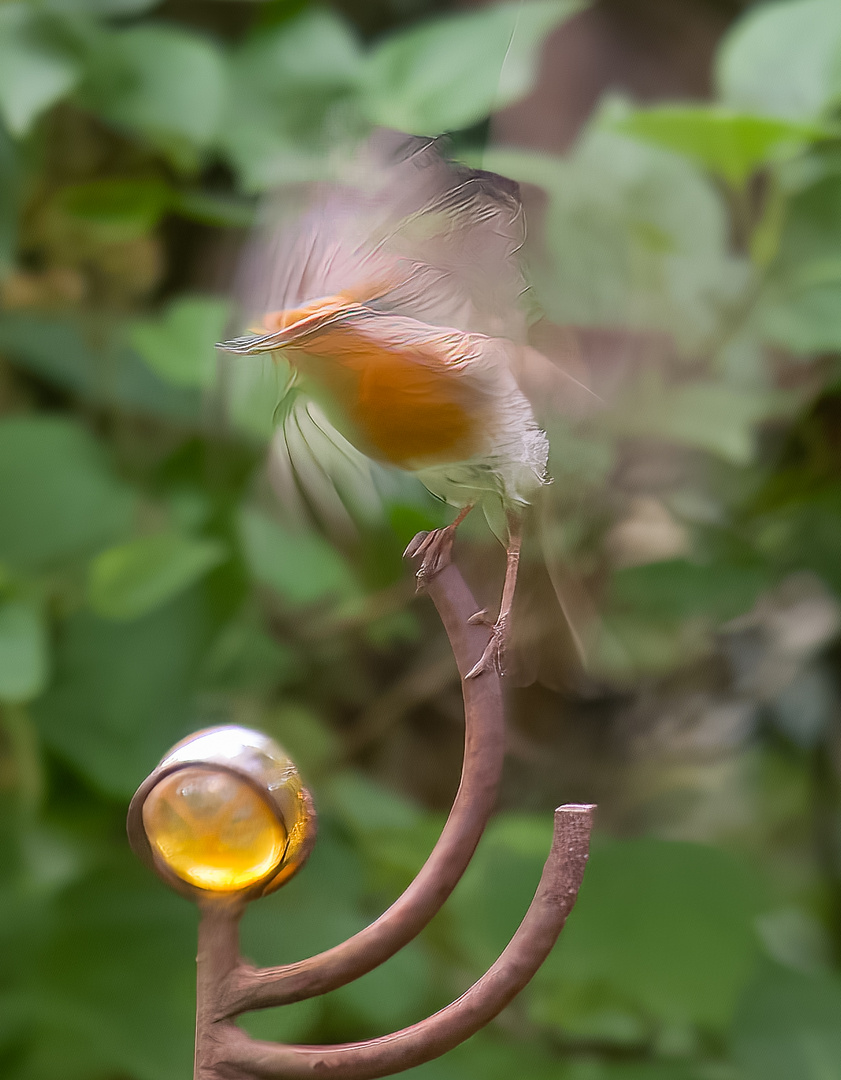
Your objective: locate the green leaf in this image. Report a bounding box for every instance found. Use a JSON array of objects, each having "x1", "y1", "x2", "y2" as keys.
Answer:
[
  {"x1": 172, "y1": 188, "x2": 255, "y2": 229},
  {"x1": 609, "y1": 559, "x2": 771, "y2": 622},
  {"x1": 23, "y1": 859, "x2": 196, "y2": 1080},
  {"x1": 545, "y1": 837, "x2": 768, "y2": 1032},
  {"x1": 128, "y1": 296, "x2": 230, "y2": 387},
  {"x1": 361, "y1": 0, "x2": 586, "y2": 135},
  {"x1": 483, "y1": 133, "x2": 746, "y2": 351},
  {"x1": 221, "y1": 8, "x2": 362, "y2": 191},
  {"x1": 88, "y1": 532, "x2": 227, "y2": 621},
  {"x1": 606, "y1": 104, "x2": 829, "y2": 186},
  {"x1": 757, "y1": 173, "x2": 841, "y2": 352},
  {"x1": 38, "y1": 0, "x2": 161, "y2": 11},
  {"x1": 33, "y1": 587, "x2": 217, "y2": 796},
  {"x1": 0, "y1": 6, "x2": 80, "y2": 136},
  {"x1": 80, "y1": 24, "x2": 227, "y2": 165},
  {"x1": 591, "y1": 612, "x2": 710, "y2": 678},
  {"x1": 0, "y1": 124, "x2": 18, "y2": 272},
  {"x1": 0, "y1": 600, "x2": 49, "y2": 702},
  {"x1": 0, "y1": 312, "x2": 203, "y2": 421},
  {"x1": 603, "y1": 373, "x2": 789, "y2": 465},
  {"x1": 202, "y1": 617, "x2": 295, "y2": 694},
  {"x1": 240, "y1": 825, "x2": 367, "y2": 967},
  {"x1": 238, "y1": 507, "x2": 357, "y2": 605},
  {"x1": 733, "y1": 966, "x2": 841, "y2": 1080},
  {"x1": 0, "y1": 417, "x2": 136, "y2": 571},
  {"x1": 718, "y1": 0, "x2": 841, "y2": 121},
  {"x1": 57, "y1": 177, "x2": 174, "y2": 241},
  {"x1": 452, "y1": 825, "x2": 767, "y2": 1033}
]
